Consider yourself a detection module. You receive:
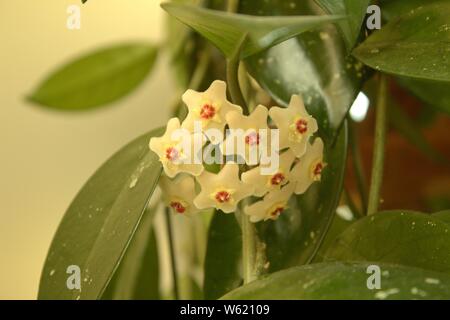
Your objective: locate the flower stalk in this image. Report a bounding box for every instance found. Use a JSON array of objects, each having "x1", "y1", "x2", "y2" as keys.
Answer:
[
  {"x1": 226, "y1": 34, "x2": 248, "y2": 114},
  {"x1": 367, "y1": 75, "x2": 388, "y2": 215},
  {"x1": 349, "y1": 121, "x2": 368, "y2": 214},
  {"x1": 165, "y1": 206, "x2": 180, "y2": 299}
]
